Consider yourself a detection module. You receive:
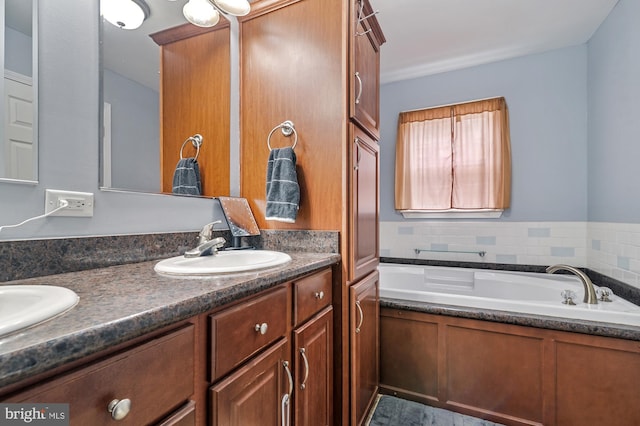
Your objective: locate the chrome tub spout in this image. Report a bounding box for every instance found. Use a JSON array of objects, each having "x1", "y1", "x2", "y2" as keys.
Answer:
[{"x1": 546, "y1": 264, "x2": 598, "y2": 304}]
